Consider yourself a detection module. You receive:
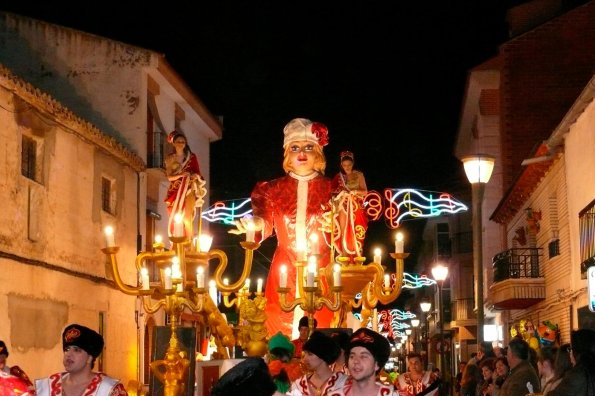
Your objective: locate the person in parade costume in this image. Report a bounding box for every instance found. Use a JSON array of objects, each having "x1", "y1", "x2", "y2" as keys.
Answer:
[
  {"x1": 35, "y1": 324, "x2": 127, "y2": 396},
  {"x1": 395, "y1": 353, "x2": 440, "y2": 396},
  {"x1": 292, "y1": 317, "x2": 317, "y2": 359},
  {"x1": 267, "y1": 332, "x2": 303, "y2": 393},
  {"x1": 210, "y1": 357, "x2": 286, "y2": 396},
  {"x1": 331, "y1": 150, "x2": 368, "y2": 262},
  {"x1": 288, "y1": 331, "x2": 347, "y2": 396},
  {"x1": 234, "y1": 118, "x2": 334, "y2": 337},
  {"x1": 164, "y1": 130, "x2": 205, "y2": 238},
  {"x1": 330, "y1": 330, "x2": 351, "y2": 375},
  {"x1": 332, "y1": 327, "x2": 395, "y2": 396},
  {"x1": 0, "y1": 341, "x2": 34, "y2": 394}
]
